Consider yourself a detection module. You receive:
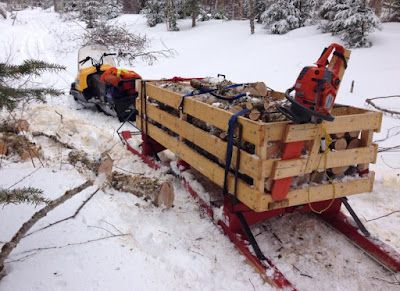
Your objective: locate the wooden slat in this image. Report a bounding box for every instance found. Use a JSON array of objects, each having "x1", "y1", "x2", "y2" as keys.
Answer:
[
  {"x1": 137, "y1": 118, "x2": 375, "y2": 212},
  {"x1": 145, "y1": 83, "x2": 265, "y2": 146},
  {"x1": 269, "y1": 172, "x2": 375, "y2": 210},
  {"x1": 272, "y1": 145, "x2": 378, "y2": 179},
  {"x1": 136, "y1": 118, "x2": 269, "y2": 211},
  {"x1": 137, "y1": 100, "x2": 262, "y2": 180},
  {"x1": 265, "y1": 111, "x2": 382, "y2": 142},
  {"x1": 284, "y1": 123, "x2": 319, "y2": 143}
]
